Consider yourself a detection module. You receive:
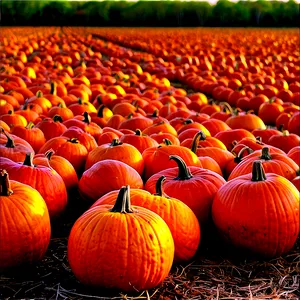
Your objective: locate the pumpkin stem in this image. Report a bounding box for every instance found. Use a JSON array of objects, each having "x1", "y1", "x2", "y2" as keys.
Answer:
[
  {"x1": 251, "y1": 160, "x2": 267, "y2": 182},
  {"x1": 220, "y1": 102, "x2": 233, "y2": 114},
  {"x1": 68, "y1": 138, "x2": 79, "y2": 144},
  {"x1": 191, "y1": 131, "x2": 205, "y2": 153},
  {"x1": 78, "y1": 98, "x2": 83, "y2": 105},
  {"x1": 152, "y1": 109, "x2": 159, "y2": 118},
  {"x1": 110, "y1": 185, "x2": 134, "y2": 214},
  {"x1": 45, "y1": 149, "x2": 55, "y2": 160},
  {"x1": 82, "y1": 111, "x2": 91, "y2": 125},
  {"x1": 96, "y1": 96, "x2": 102, "y2": 105},
  {"x1": 23, "y1": 152, "x2": 35, "y2": 167},
  {"x1": 53, "y1": 115, "x2": 63, "y2": 123},
  {"x1": 36, "y1": 90, "x2": 43, "y2": 98},
  {"x1": 26, "y1": 122, "x2": 35, "y2": 129},
  {"x1": 163, "y1": 138, "x2": 172, "y2": 146},
  {"x1": 0, "y1": 169, "x2": 13, "y2": 196},
  {"x1": 110, "y1": 138, "x2": 122, "y2": 147},
  {"x1": 154, "y1": 176, "x2": 169, "y2": 198},
  {"x1": 234, "y1": 146, "x2": 254, "y2": 163},
  {"x1": 97, "y1": 104, "x2": 106, "y2": 118},
  {"x1": 169, "y1": 155, "x2": 193, "y2": 180},
  {"x1": 135, "y1": 129, "x2": 142, "y2": 136},
  {"x1": 296, "y1": 169, "x2": 300, "y2": 176},
  {"x1": 50, "y1": 82, "x2": 57, "y2": 95},
  {"x1": 183, "y1": 119, "x2": 194, "y2": 125},
  {"x1": 260, "y1": 147, "x2": 272, "y2": 160},
  {"x1": 282, "y1": 130, "x2": 289, "y2": 136},
  {"x1": 2, "y1": 129, "x2": 15, "y2": 148},
  {"x1": 255, "y1": 136, "x2": 263, "y2": 144}
]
